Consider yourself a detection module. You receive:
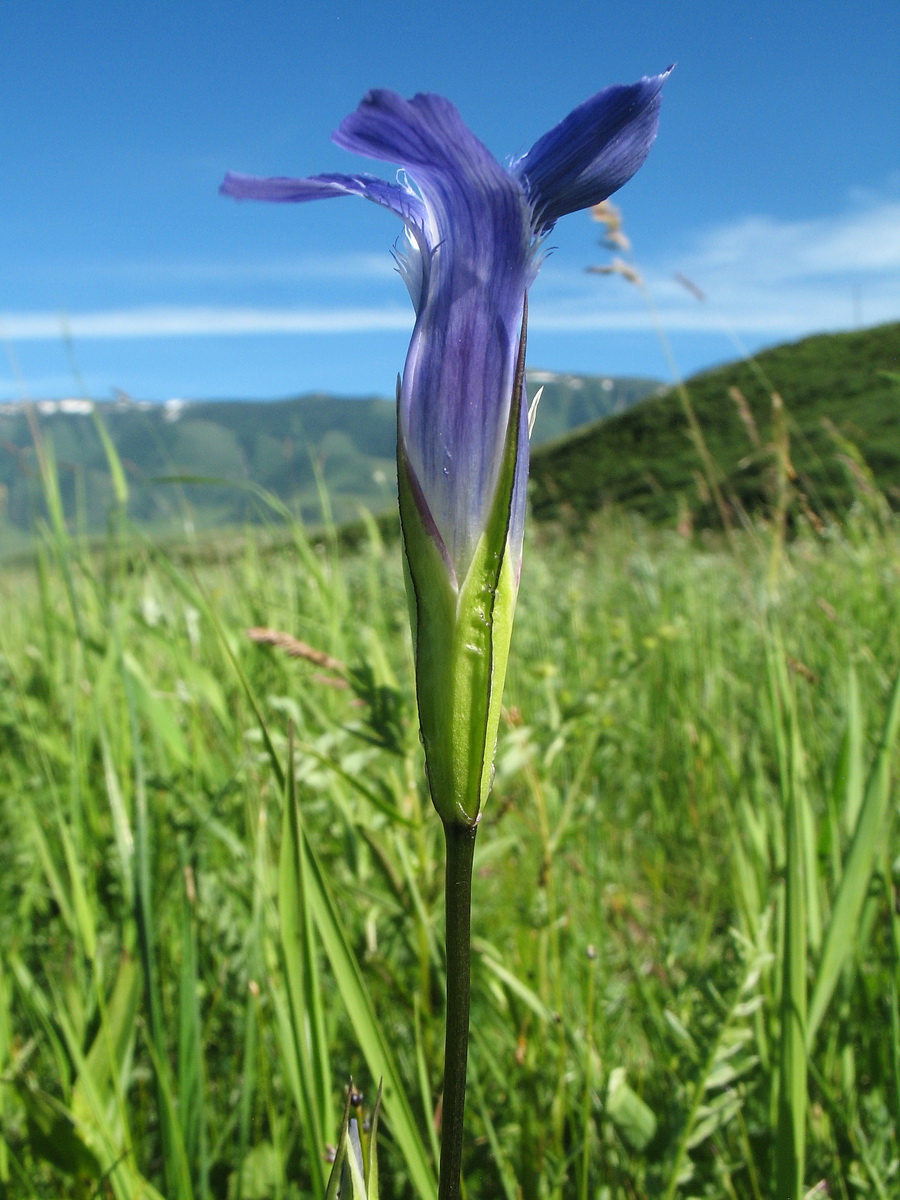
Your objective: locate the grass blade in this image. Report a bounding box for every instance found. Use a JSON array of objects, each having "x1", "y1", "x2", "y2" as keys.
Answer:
[
  {"x1": 808, "y1": 667, "x2": 900, "y2": 1041},
  {"x1": 297, "y1": 800, "x2": 438, "y2": 1200}
]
